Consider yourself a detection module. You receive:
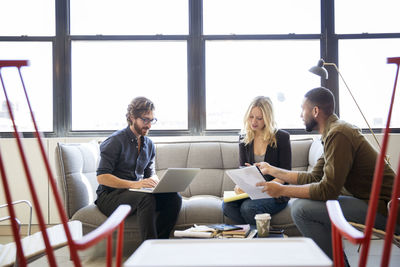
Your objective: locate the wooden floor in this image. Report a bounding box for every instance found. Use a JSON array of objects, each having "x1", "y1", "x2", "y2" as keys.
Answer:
[{"x1": 1, "y1": 236, "x2": 400, "y2": 266}]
